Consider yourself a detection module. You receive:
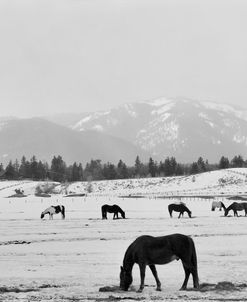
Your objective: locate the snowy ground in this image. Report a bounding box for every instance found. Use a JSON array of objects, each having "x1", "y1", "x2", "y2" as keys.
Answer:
[{"x1": 1, "y1": 192, "x2": 247, "y2": 302}]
